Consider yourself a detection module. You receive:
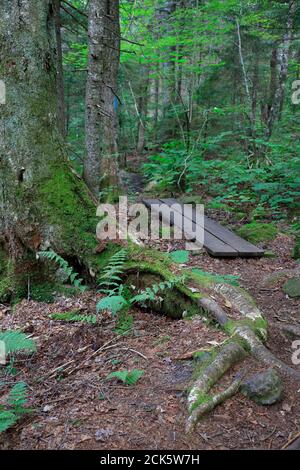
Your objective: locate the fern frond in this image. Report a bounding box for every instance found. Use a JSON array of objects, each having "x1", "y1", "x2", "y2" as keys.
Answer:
[
  {"x1": 38, "y1": 250, "x2": 86, "y2": 293},
  {"x1": 98, "y1": 249, "x2": 127, "y2": 295},
  {"x1": 130, "y1": 275, "x2": 184, "y2": 306},
  {"x1": 0, "y1": 382, "x2": 30, "y2": 432},
  {"x1": 0, "y1": 411, "x2": 17, "y2": 433},
  {"x1": 0, "y1": 331, "x2": 36, "y2": 354},
  {"x1": 7, "y1": 382, "x2": 28, "y2": 409},
  {"x1": 50, "y1": 311, "x2": 97, "y2": 324}
]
